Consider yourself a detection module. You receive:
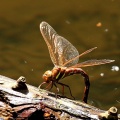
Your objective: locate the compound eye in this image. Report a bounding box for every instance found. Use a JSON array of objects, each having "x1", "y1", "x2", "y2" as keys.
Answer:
[
  {"x1": 44, "y1": 70, "x2": 52, "y2": 77},
  {"x1": 42, "y1": 70, "x2": 52, "y2": 82}
]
